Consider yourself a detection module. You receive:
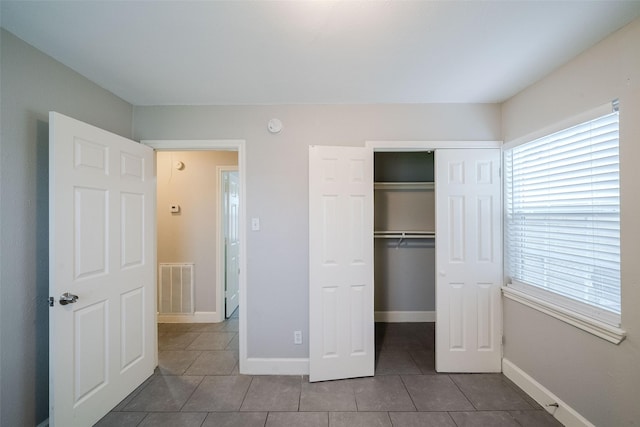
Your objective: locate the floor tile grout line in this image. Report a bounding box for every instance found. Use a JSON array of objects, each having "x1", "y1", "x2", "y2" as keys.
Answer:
[
  {"x1": 398, "y1": 374, "x2": 419, "y2": 412},
  {"x1": 448, "y1": 374, "x2": 478, "y2": 411},
  {"x1": 384, "y1": 411, "x2": 393, "y2": 426},
  {"x1": 502, "y1": 376, "x2": 538, "y2": 410},
  {"x1": 297, "y1": 375, "x2": 302, "y2": 412},
  {"x1": 177, "y1": 374, "x2": 206, "y2": 413},
  {"x1": 238, "y1": 373, "x2": 256, "y2": 412},
  {"x1": 180, "y1": 349, "x2": 204, "y2": 376},
  {"x1": 133, "y1": 412, "x2": 149, "y2": 427},
  {"x1": 447, "y1": 411, "x2": 462, "y2": 427},
  {"x1": 406, "y1": 349, "x2": 424, "y2": 375}
]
